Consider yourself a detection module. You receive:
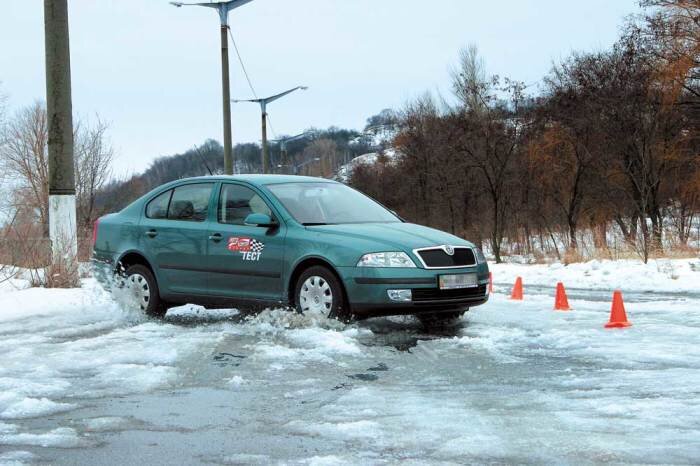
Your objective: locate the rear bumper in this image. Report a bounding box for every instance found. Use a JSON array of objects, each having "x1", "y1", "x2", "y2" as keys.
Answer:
[{"x1": 337, "y1": 263, "x2": 490, "y2": 317}]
